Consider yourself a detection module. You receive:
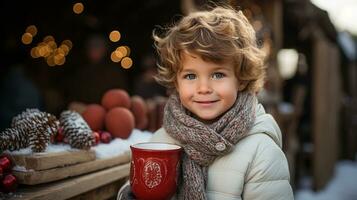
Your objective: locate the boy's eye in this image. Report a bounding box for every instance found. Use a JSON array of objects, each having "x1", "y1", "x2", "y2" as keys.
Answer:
[
  {"x1": 184, "y1": 74, "x2": 196, "y2": 80},
  {"x1": 212, "y1": 72, "x2": 225, "y2": 79}
]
